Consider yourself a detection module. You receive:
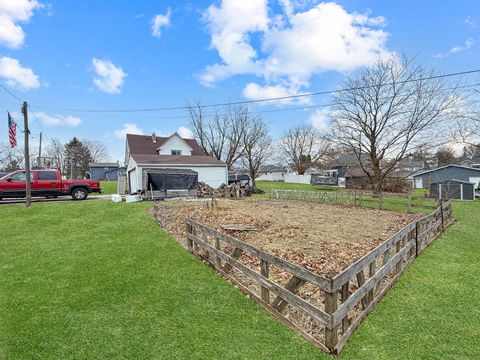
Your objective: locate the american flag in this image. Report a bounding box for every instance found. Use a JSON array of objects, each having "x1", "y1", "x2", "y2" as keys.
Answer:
[{"x1": 8, "y1": 112, "x2": 17, "y2": 148}]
